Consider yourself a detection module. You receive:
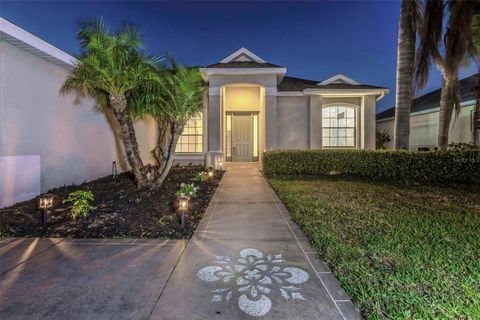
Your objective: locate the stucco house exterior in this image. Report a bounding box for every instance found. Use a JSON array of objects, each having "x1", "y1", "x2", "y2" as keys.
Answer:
[
  {"x1": 194, "y1": 48, "x2": 389, "y2": 167},
  {"x1": 0, "y1": 18, "x2": 388, "y2": 207},
  {"x1": 376, "y1": 74, "x2": 479, "y2": 150}
]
